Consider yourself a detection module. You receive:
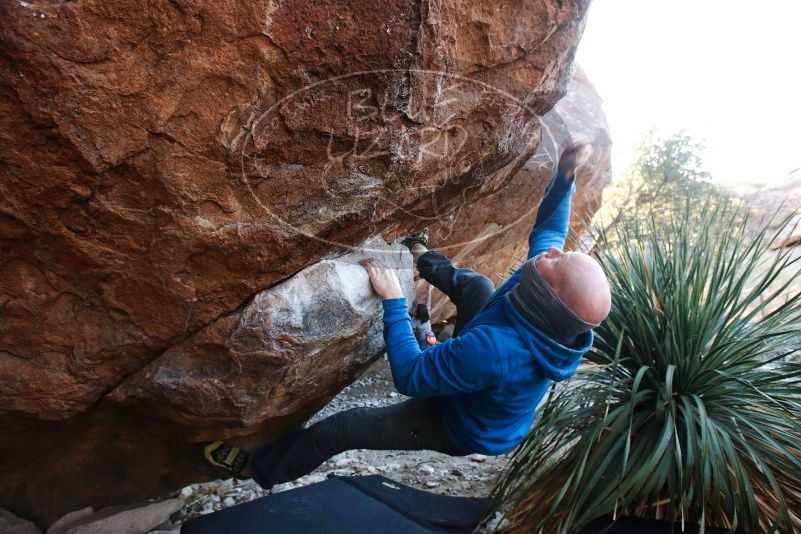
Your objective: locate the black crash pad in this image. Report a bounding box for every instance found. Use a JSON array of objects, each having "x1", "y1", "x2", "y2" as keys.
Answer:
[
  {"x1": 181, "y1": 475, "x2": 742, "y2": 534},
  {"x1": 181, "y1": 475, "x2": 494, "y2": 534}
]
